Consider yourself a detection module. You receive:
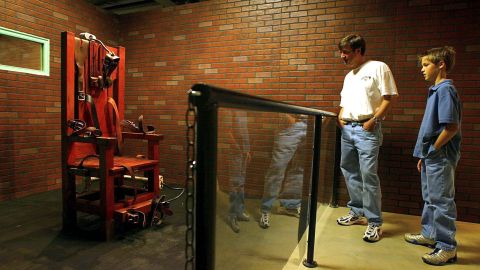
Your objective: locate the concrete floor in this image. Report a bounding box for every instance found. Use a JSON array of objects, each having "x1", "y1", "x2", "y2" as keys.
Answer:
[
  {"x1": 215, "y1": 193, "x2": 480, "y2": 270},
  {"x1": 0, "y1": 188, "x2": 479, "y2": 270},
  {"x1": 0, "y1": 187, "x2": 186, "y2": 270},
  {"x1": 288, "y1": 206, "x2": 480, "y2": 270}
]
